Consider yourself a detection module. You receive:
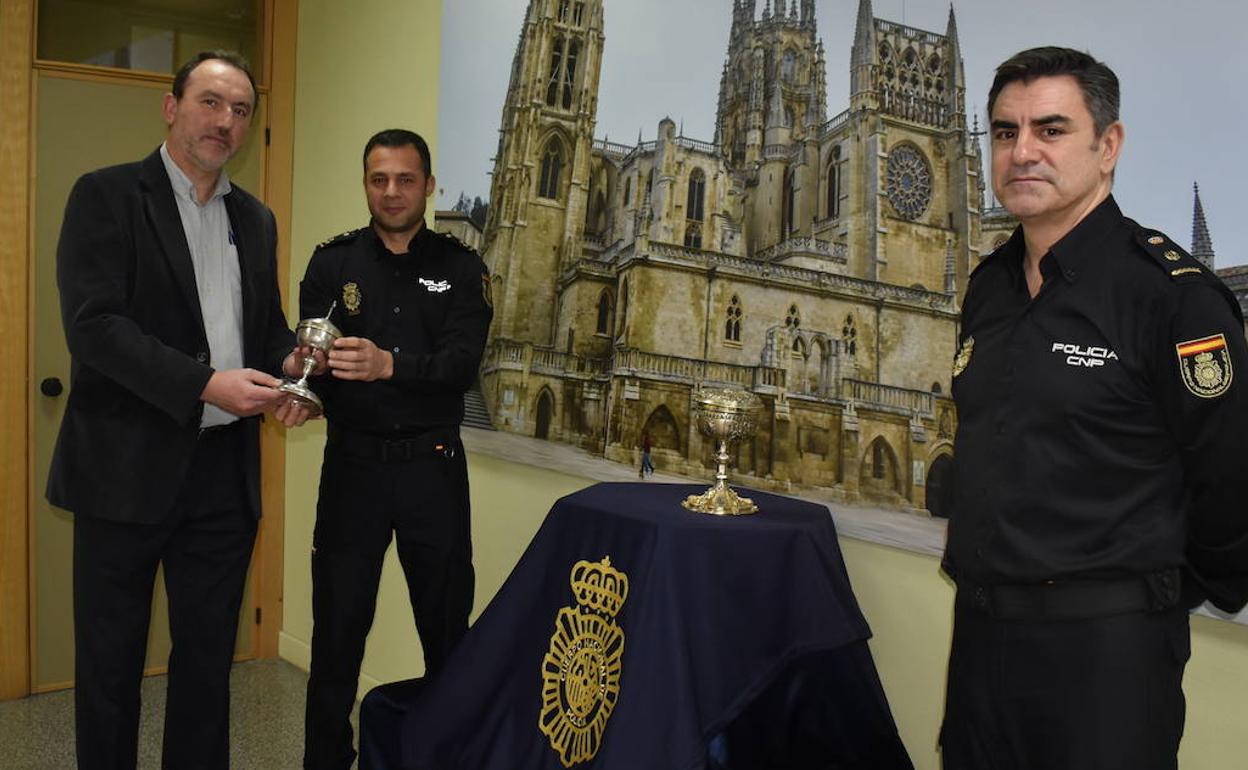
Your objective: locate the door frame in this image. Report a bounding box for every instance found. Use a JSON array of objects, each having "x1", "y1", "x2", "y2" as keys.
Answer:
[
  {"x1": 0, "y1": 0, "x2": 35, "y2": 702},
  {"x1": 0, "y1": 0, "x2": 298, "y2": 700}
]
